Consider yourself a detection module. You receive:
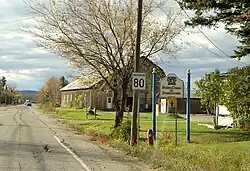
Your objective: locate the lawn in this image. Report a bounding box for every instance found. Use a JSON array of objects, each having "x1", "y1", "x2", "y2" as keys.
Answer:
[
  {"x1": 55, "y1": 107, "x2": 250, "y2": 144},
  {"x1": 50, "y1": 107, "x2": 250, "y2": 170},
  {"x1": 55, "y1": 107, "x2": 186, "y2": 121},
  {"x1": 71, "y1": 120, "x2": 250, "y2": 170}
]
